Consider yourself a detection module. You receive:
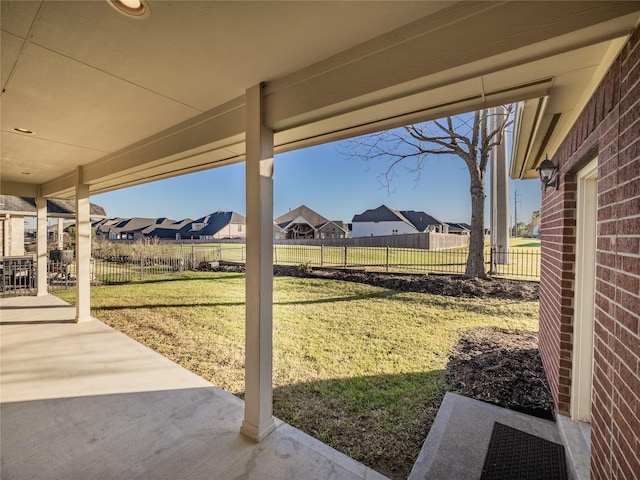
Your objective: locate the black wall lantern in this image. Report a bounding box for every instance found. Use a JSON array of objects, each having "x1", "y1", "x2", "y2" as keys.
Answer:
[{"x1": 537, "y1": 156, "x2": 559, "y2": 192}]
